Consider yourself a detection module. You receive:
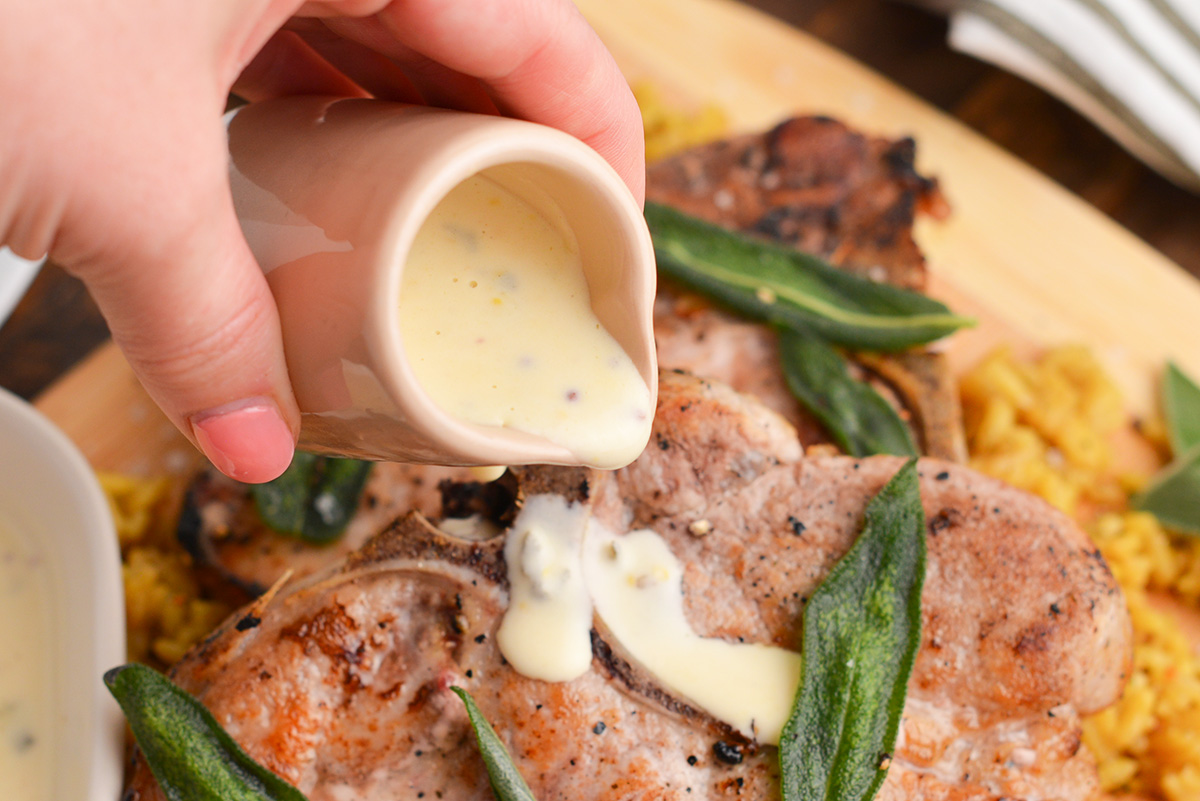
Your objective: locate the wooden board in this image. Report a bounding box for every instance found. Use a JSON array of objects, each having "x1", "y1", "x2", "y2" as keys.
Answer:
[{"x1": 34, "y1": 343, "x2": 199, "y2": 475}]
